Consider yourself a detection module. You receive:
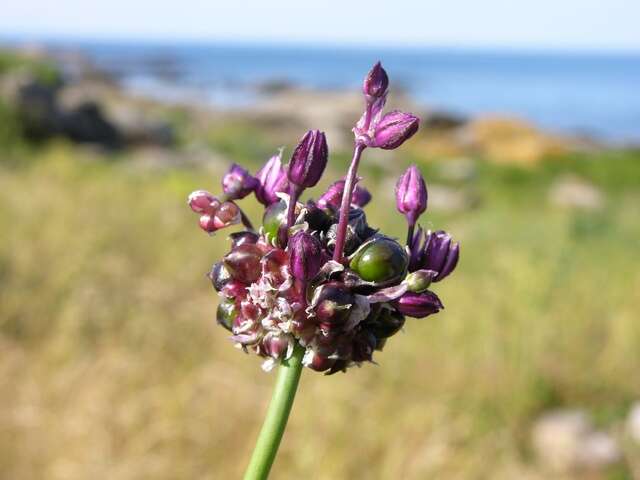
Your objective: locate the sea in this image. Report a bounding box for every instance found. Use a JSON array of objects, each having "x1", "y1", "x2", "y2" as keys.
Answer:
[{"x1": 7, "y1": 39, "x2": 640, "y2": 142}]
